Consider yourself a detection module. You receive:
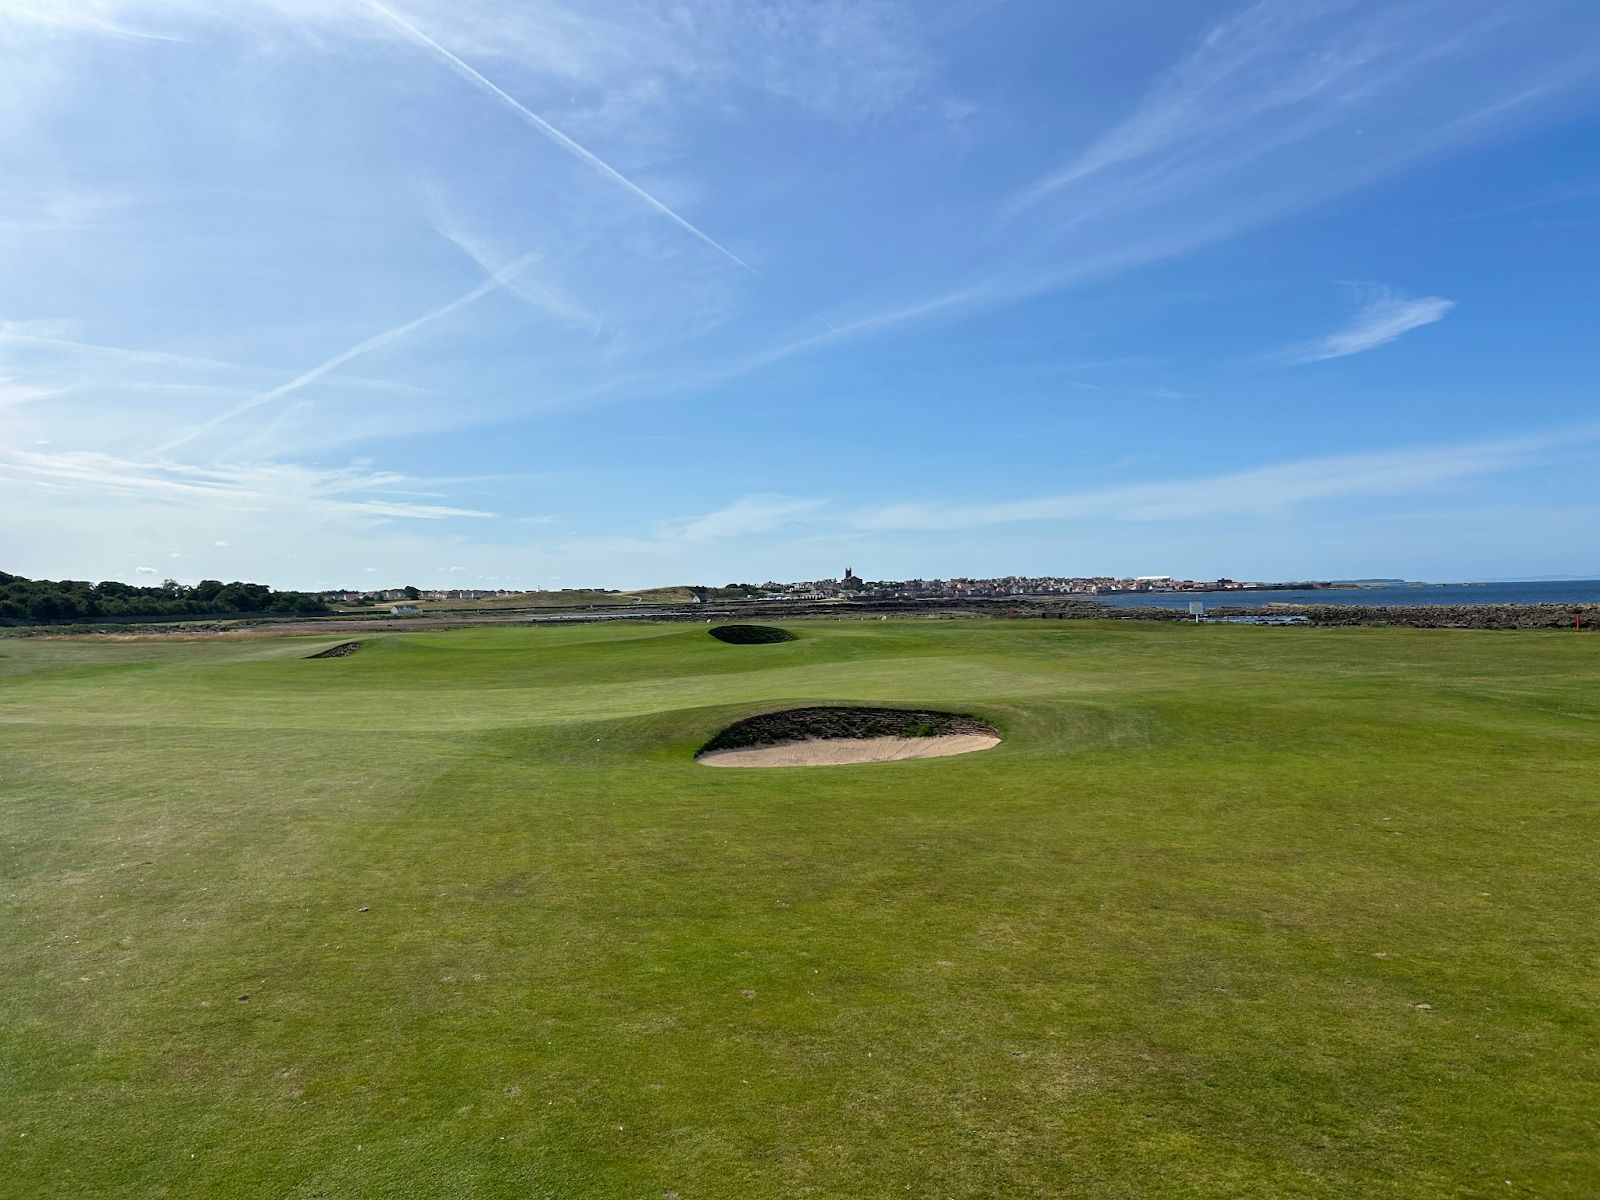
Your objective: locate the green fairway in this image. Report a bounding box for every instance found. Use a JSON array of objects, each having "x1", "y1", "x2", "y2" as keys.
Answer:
[{"x1": 2, "y1": 620, "x2": 1597, "y2": 1198}]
